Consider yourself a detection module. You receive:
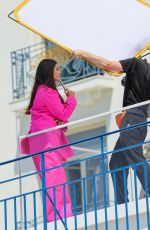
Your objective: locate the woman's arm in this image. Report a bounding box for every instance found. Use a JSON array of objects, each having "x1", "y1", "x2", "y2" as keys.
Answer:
[{"x1": 44, "y1": 88, "x2": 77, "y2": 122}]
